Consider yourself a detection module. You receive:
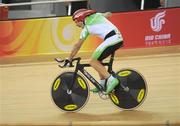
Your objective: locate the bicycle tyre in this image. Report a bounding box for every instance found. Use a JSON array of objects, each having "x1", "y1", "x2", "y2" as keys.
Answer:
[{"x1": 51, "y1": 71, "x2": 89, "y2": 112}]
